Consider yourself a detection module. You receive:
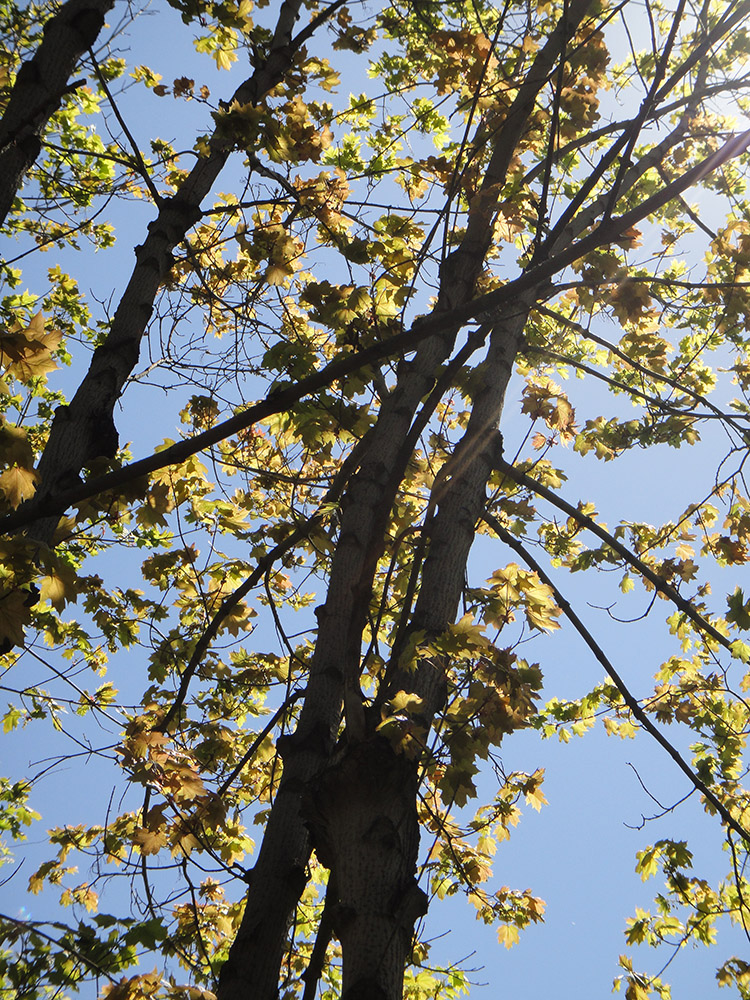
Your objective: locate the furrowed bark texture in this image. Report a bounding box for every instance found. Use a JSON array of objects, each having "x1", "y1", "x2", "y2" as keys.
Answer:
[
  {"x1": 0, "y1": 0, "x2": 114, "y2": 226},
  {"x1": 219, "y1": 5, "x2": 598, "y2": 998},
  {"x1": 26, "y1": 0, "x2": 306, "y2": 546},
  {"x1": 306, "y1": 738, "x2": 427, "y2": 1000}
]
